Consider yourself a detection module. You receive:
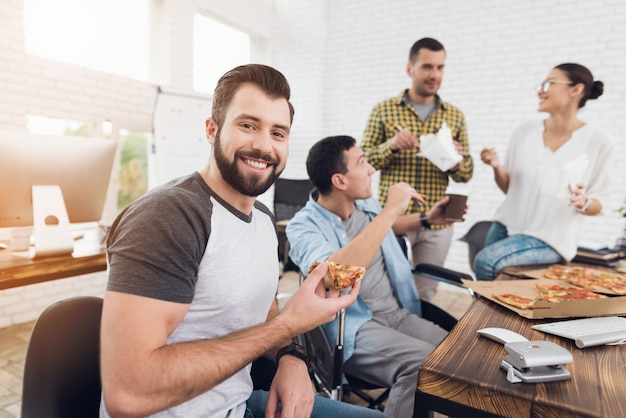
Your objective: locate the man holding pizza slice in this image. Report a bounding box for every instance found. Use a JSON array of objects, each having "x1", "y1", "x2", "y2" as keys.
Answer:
[
  {"x1": 287, "y1": 135, "x2": 456, "y2": 418},
  {"x1": 100, "y1": 66, "x2": 386, "y2": 418}
]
